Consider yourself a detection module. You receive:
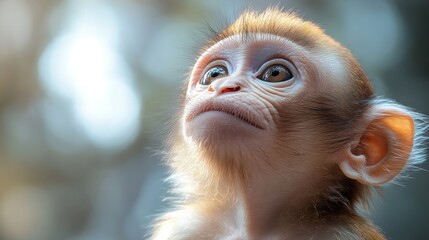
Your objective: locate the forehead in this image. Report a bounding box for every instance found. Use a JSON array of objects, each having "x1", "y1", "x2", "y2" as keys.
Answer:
[{"x1": 201, "y1": 34, "x2": 309, "y2": 59}]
